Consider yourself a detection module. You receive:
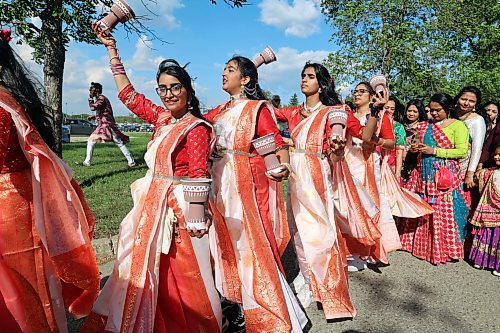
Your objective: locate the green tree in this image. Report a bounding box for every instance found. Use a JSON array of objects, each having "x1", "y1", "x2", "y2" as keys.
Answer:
[
  {"x1": 288, "y1": 93, "x2": 299, "y2": 106},
  {"x1": 432, "y1": 0, "x2": 499, "y2": 100},
  {"x1": 0, "y1": 0, "x2": 246, "y2": 155},
  {"x1": 320, "y1": 0, "x2": 498, "y2": 100}
]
